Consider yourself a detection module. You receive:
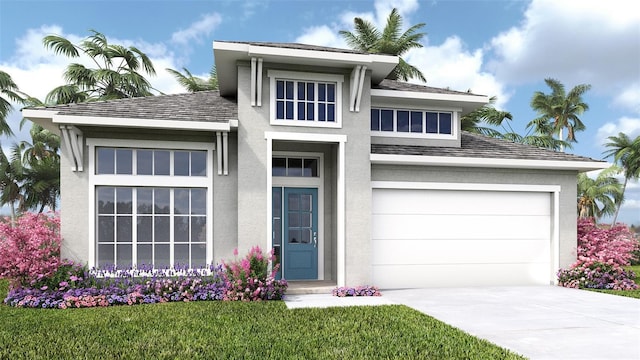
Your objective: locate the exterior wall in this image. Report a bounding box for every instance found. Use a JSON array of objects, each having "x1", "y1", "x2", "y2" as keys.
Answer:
[
  {"x1": 236, "y1": 62, "x2": 373, "y2": 285},
  {"x1": 213, "y1": 132, "x2": 239, "y2": 264},
  {"x1": 59, "y1": 142, "x2": 89, "y2": 263},
  {"x1": 371, "y1": 165, "x2": 578, "y2": 268}
]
